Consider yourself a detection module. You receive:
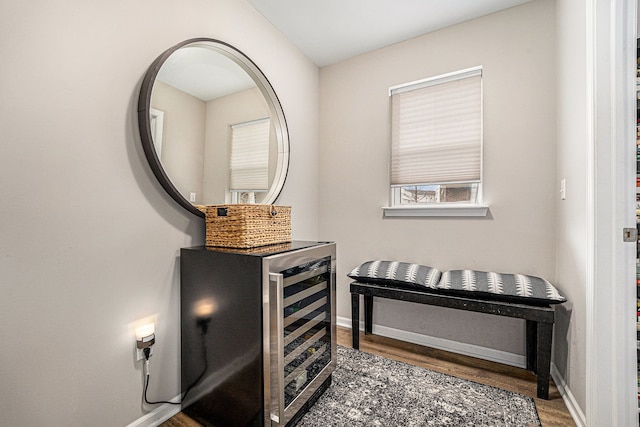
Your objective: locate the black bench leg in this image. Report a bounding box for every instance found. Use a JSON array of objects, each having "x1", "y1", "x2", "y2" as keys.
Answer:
[
  {"x1": 364, "y1": 295, "x2": 373, "y2": 335},
  {"x1": 526, "y1": 320, "x2": 537, "y2": 372},
  {"x1": 351, "y1": 292, "x2": 360, "y2": 349},
  {"x1": 536, "y1": 322, "x2": 553, "y2": 399}
]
